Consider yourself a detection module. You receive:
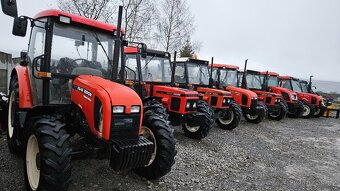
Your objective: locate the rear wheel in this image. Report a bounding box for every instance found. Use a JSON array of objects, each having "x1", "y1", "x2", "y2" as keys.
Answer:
[
  {"x1": 314, "y1": 106, "x2": 327, "y2": 118},
  {"x1": 134, "y1": 106, "x2": 176, "y2": 180},
  {"x1": 268, "y1": 102, "x2": 287, "y2": 121},
  {"x1": 301, "y1": 102, "x2": 316, "y2": 119},
  {"x1": 243, "y1": 101, "x2": 266, "y2": 124},
  {"x1": 7, "y1": 76, "x2": 23, "y2": 155},
  {"x1": 182, "y1": 100, "x2": 213, "y2": 139},
  {"x1": 216, "y1": 101, "x2": 242, "y2": 130},
  {"x1": 24, "y1": 116, "x2": 72, "y2": 191}
]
